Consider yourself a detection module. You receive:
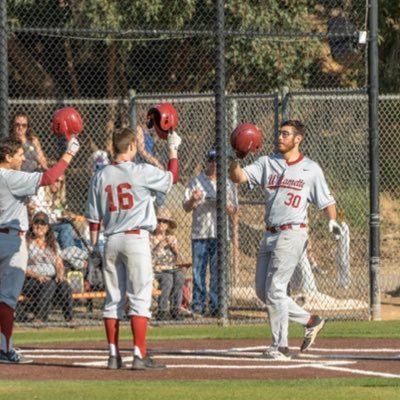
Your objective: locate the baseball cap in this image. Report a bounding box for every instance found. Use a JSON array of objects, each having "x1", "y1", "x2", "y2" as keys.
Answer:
[
  {"x1": 32, "y1": 212, "x2": 50, "y2": 225},
  {"x1": 156, "y1": 207, "x2": 177, "y2": 229},
  {"x1": 207, "y1": 148, "x2": 217, "y2": 161}
]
